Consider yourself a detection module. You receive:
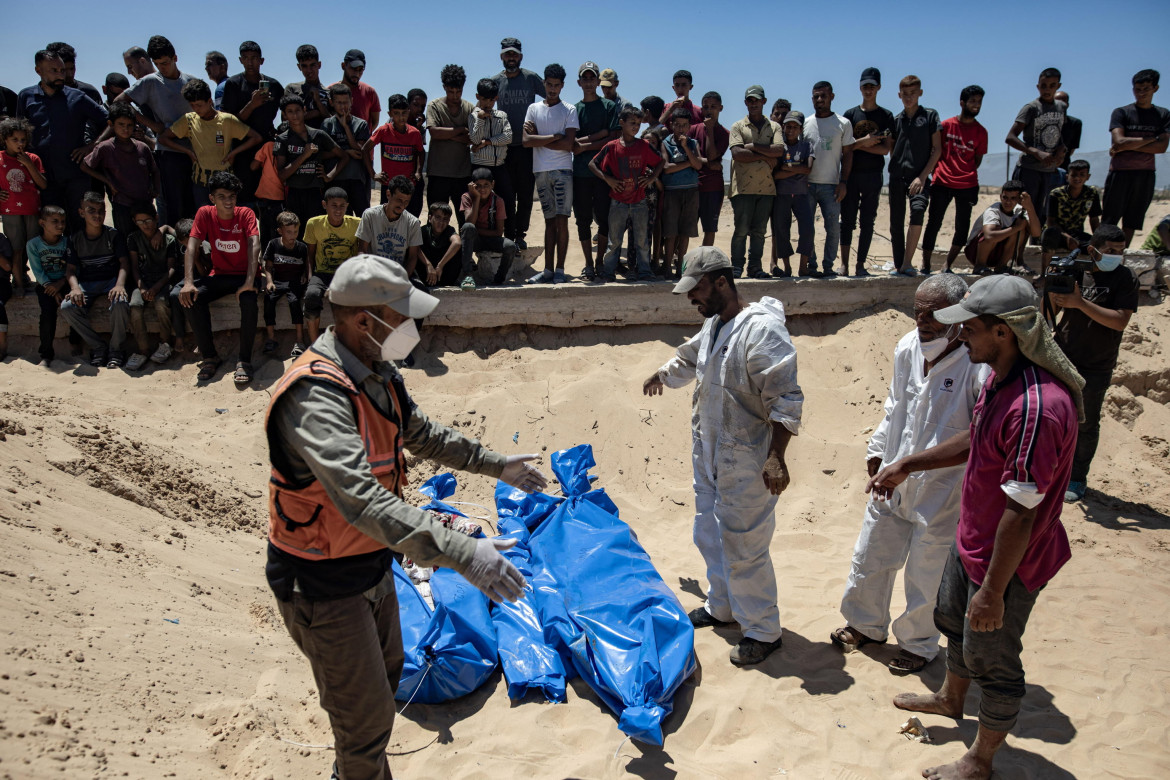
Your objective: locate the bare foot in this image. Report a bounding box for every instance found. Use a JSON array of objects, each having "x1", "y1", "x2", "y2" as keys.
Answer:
[
  {"x1": 893, "y1": 690, "x2": 963, "y2": 718},
  {"x1": 922, "y1": 751, "x2": 992, "y2": 779}
]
